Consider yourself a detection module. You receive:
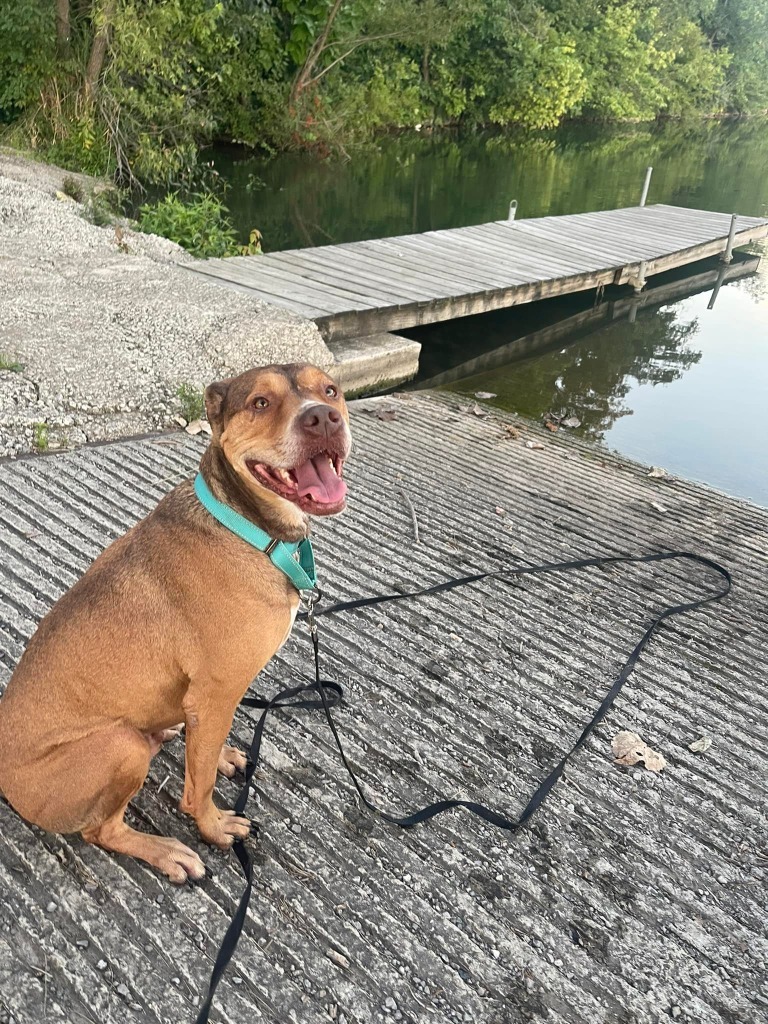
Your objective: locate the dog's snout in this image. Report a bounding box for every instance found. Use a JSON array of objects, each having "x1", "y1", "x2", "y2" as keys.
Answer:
[{"x1": 299, "y1": 403, "x2": 343, "y2": 439}]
